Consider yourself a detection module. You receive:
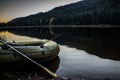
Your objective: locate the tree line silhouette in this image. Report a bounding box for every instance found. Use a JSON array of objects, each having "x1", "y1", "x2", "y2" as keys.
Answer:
[{"x1": 0, "y1": 0, "x2": 120, "y2": 26}]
